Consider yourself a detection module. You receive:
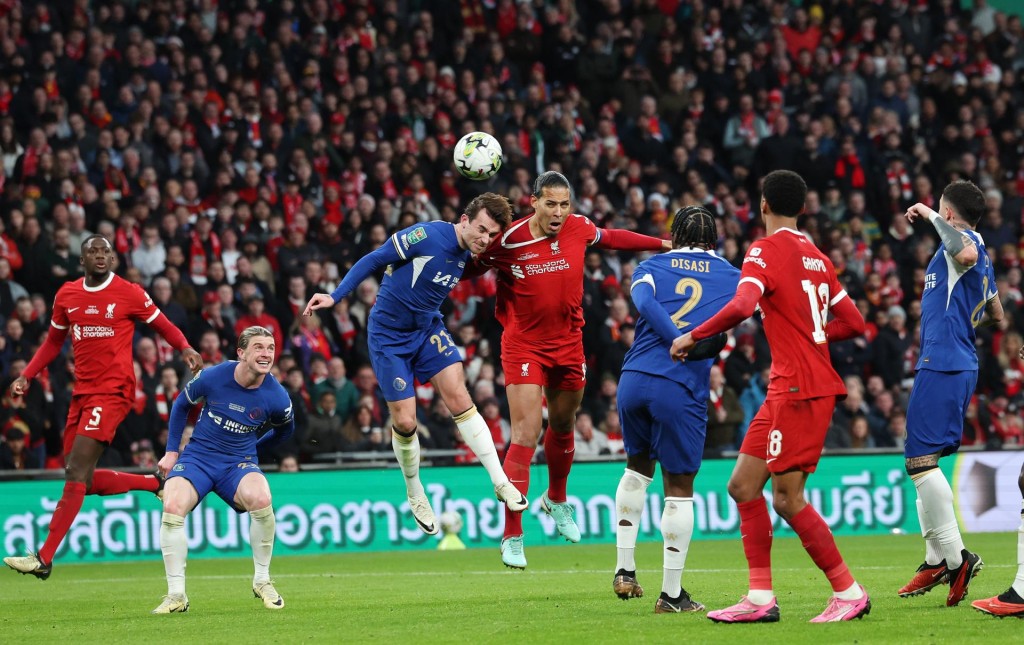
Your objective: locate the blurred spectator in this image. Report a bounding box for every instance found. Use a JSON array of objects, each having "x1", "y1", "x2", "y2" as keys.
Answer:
[
  {"x1": 573, "y1": 411, "x2": 610, "y2": 458},
  {"x1": 303, "y1": 390, "x2": 347, "y2": 458},
  {"x1": 0, "y1": 425, "x2": 40, "y2": 470},
  {"x1": 704, "y1": 364, "x2": 743, "y2": 457}
]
